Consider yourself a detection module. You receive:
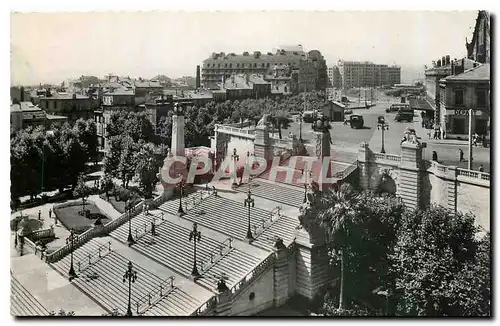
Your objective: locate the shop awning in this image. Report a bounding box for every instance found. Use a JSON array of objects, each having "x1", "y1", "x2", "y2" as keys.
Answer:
[{"x1": 410, "y1": 97, "x2": 435, "y2": 111}]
